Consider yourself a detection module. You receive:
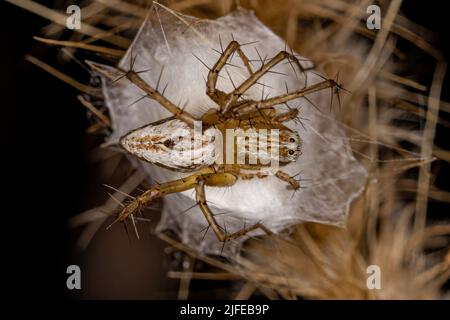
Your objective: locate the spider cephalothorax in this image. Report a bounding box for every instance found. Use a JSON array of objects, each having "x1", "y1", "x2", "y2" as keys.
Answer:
[{"x1": 89, "y1": 40, "x2": 344, "y2": 242}]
